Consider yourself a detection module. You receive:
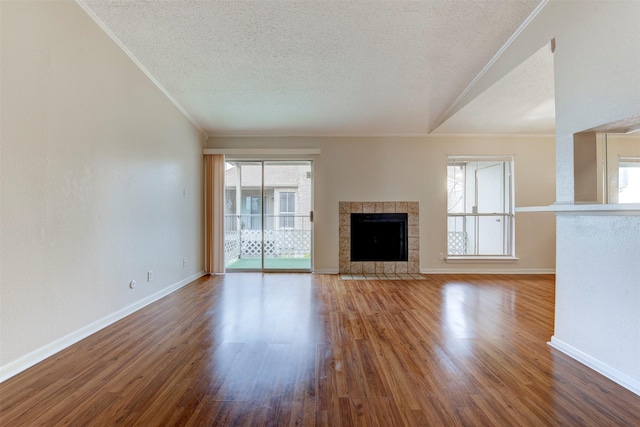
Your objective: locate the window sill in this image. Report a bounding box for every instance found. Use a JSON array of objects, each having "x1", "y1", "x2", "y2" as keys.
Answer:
[
  {"x1": 516, "y1": 203, "x2": 640, "y2": 215},
  {"x1": 445, "y1": 256, "x2": 519, "y2": 263}
]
